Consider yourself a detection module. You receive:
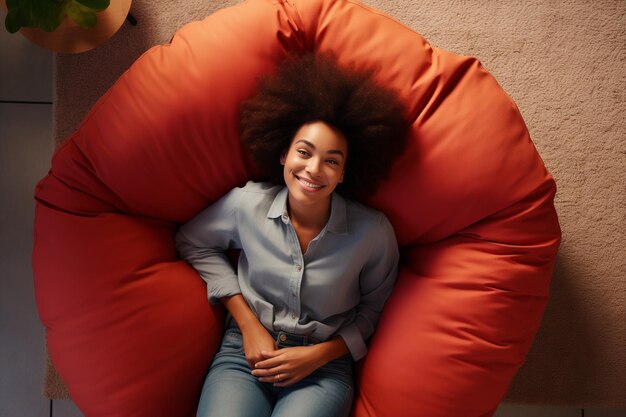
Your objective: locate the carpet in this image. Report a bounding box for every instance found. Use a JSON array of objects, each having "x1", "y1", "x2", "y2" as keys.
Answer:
[{"x1": 49, "y1": 0, "x2": 625, "y2": 407}]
